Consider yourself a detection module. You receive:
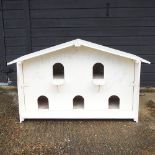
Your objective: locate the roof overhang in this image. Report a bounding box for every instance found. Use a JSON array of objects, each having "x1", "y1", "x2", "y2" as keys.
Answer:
[{"x1": 7, "y1": 39, "x2": 151, "y2": 65}]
